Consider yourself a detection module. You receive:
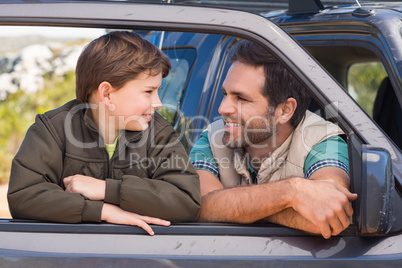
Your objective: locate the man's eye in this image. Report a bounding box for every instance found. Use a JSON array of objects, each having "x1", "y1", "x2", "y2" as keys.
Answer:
[{"x1": 221, "y1": 91, "x2": 227, "y2": 96}]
